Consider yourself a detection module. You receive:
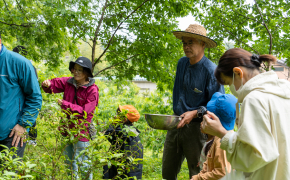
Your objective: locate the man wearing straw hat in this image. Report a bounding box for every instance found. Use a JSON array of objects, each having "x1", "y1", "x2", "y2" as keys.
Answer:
[{"x1": 162, "y1": 24, "x2": 224, "y2": 179}]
